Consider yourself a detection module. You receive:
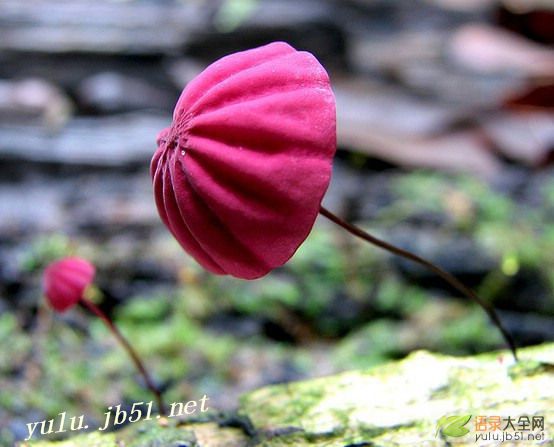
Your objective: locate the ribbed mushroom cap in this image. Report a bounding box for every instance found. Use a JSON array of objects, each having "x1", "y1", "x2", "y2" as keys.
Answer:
[
  {"x1": 43, "y1": 257, "x2": 95, "y2": 312},
  {"x1": 151, "y1": 42, "x2": 336, "y2": 279}
]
